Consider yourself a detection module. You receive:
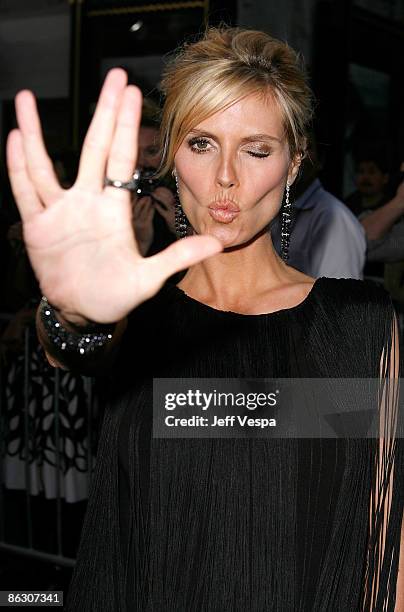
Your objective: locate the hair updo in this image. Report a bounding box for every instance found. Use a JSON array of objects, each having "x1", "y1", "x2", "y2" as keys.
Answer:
[{"x1": 158, "y1": 26, "x2": 314, "y2": 176}]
